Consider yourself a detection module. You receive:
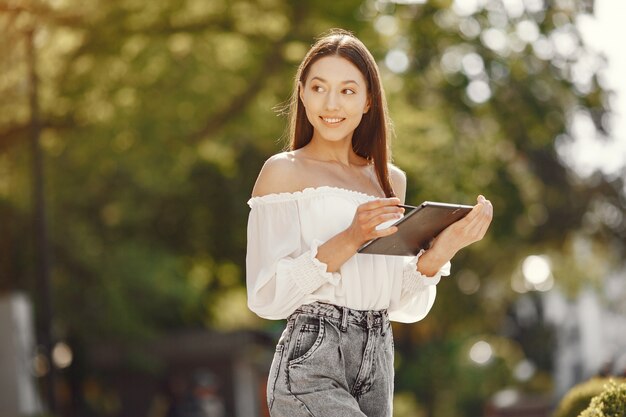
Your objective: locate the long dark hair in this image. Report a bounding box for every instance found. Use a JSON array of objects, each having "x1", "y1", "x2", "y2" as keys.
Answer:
[{"x1": 284, "y1": 29, "x2": 395, "y2": 198}]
